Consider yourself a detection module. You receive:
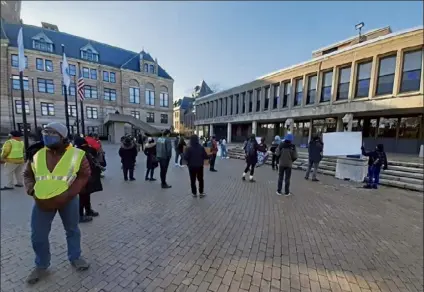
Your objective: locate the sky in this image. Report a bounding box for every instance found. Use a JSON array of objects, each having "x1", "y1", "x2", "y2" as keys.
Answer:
[{"x1": 21, "y1": 1, "x2": 423, "y2": 100}]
